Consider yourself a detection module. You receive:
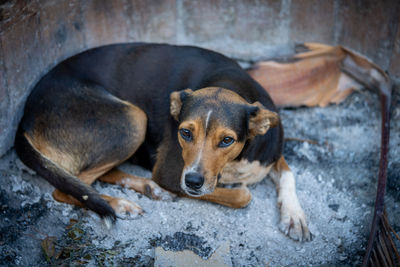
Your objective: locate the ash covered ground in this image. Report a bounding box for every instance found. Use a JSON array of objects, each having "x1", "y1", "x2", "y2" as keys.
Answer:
[{"x1": 0, "y1": 86, "x2": 399, "y2": 266}]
